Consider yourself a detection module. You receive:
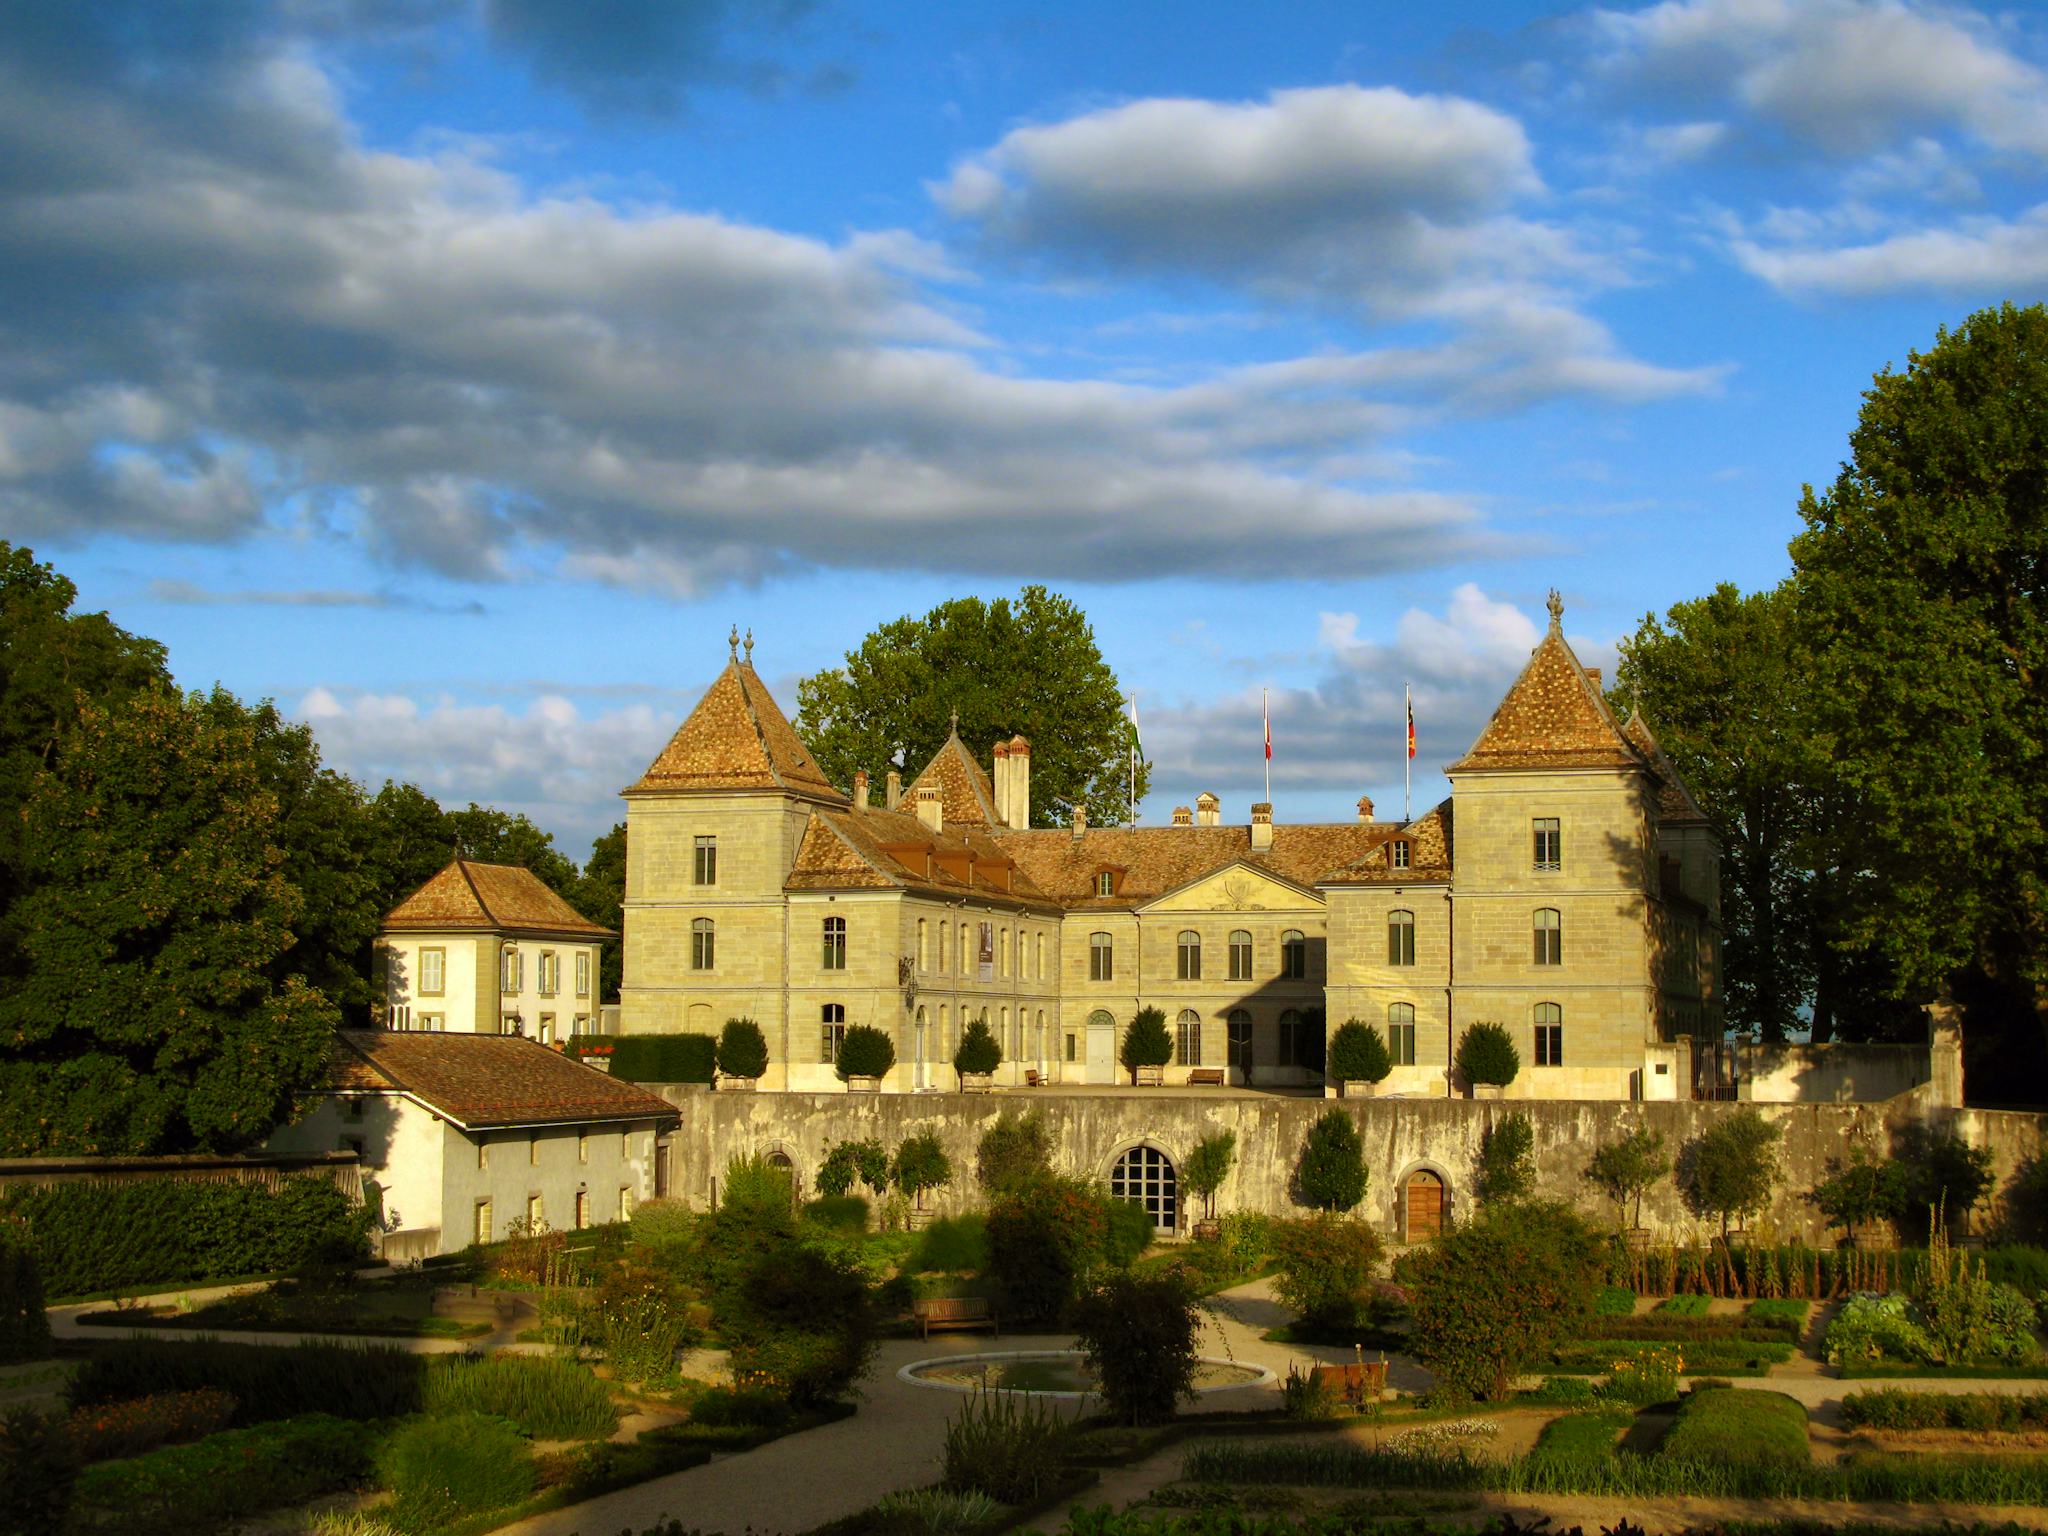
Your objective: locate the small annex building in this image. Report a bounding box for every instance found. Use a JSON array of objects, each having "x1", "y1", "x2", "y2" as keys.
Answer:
[{"x1": 266, "y1": 1030, "x2": 678, "y2": 1260}]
